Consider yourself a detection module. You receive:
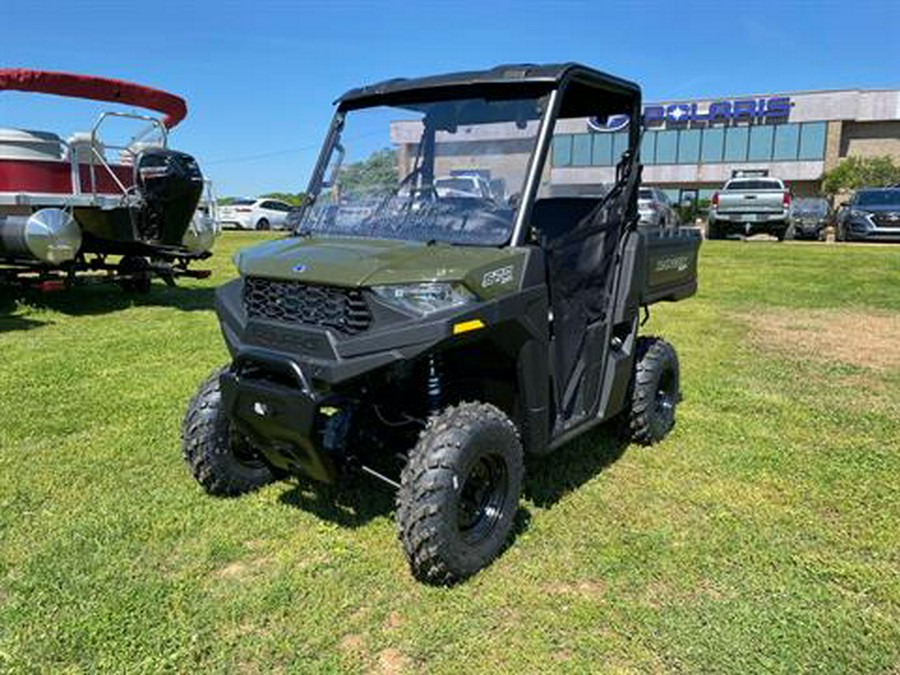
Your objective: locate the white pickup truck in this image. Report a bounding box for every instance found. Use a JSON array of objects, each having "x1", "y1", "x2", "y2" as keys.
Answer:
[{"x1": 708, "y1": 177, "x2": 791, "y2": 240}]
